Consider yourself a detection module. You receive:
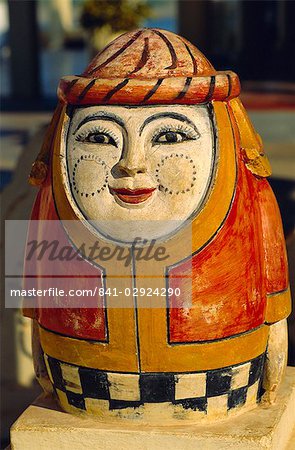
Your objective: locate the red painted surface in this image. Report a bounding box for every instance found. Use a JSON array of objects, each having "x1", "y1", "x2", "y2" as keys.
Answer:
[
  {"x1": 24, "y1": 183, "x2": 107, "y2": 341},
  {"x1": 168, "y1": 153, "x2": 288, "y2": 343},
  {"x1": 241, "y1": 92, "x2": 295, "y2": 110}
]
